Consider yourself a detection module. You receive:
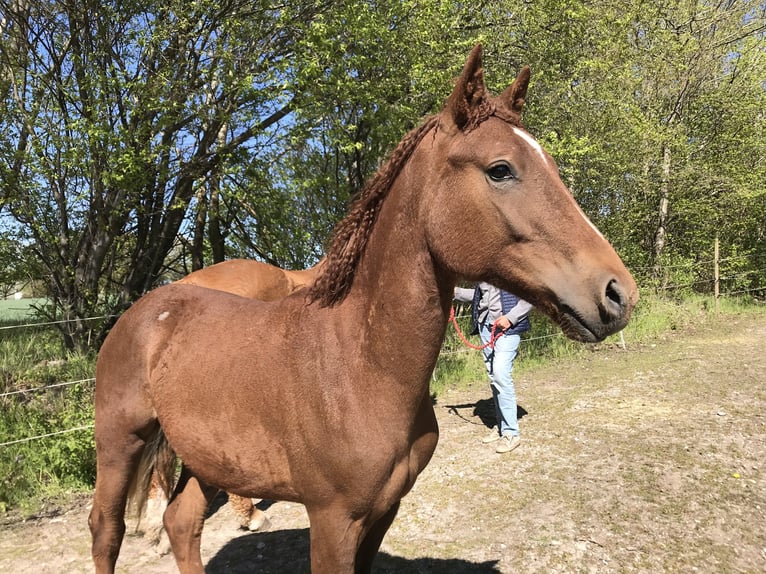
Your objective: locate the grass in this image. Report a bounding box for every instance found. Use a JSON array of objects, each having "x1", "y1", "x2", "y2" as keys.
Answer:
[
  {"x1": 0, "y1": 298, "x2": 47, "y2": 322},
  {"x1": 0, "y1": 300, "x2": 96, "y2": 514}
]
